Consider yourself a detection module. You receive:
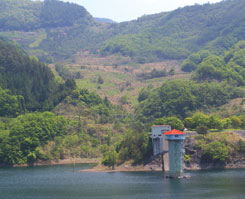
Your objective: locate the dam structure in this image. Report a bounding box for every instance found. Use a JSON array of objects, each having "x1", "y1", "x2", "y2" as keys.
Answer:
[
  {"x1": 164, "y1": 129, "x2": 186, "y2": 178},
  {"x1": 151, "y1": 125, "x2": 171, "y2": 171}
]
